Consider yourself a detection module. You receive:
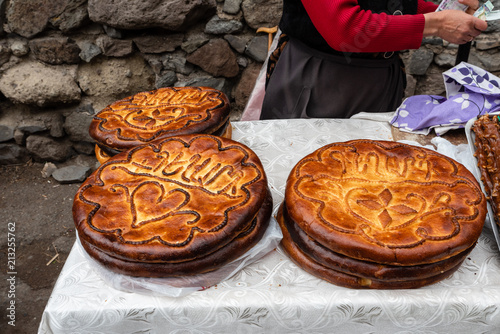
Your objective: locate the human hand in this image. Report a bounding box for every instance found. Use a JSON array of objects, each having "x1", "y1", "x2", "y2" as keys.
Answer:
[
  {"x1": 458, "y1": 0, "x2": 480, "y2": 14},
  {"x1": 423, "y1": 10, "x2": 488, "y2": 44}
]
